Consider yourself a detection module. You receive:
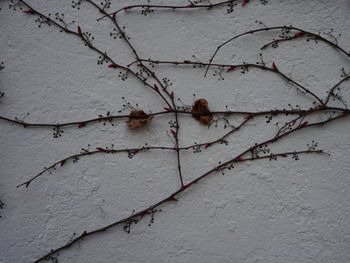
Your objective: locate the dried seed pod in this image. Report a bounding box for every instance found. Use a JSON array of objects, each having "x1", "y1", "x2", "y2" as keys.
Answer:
[
  {"x1": 191, "y1": 99, "x2": 213, "y2": 126},
  {"x1": 126, "y1": 110, "x2": 154, "y2": 129}
]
